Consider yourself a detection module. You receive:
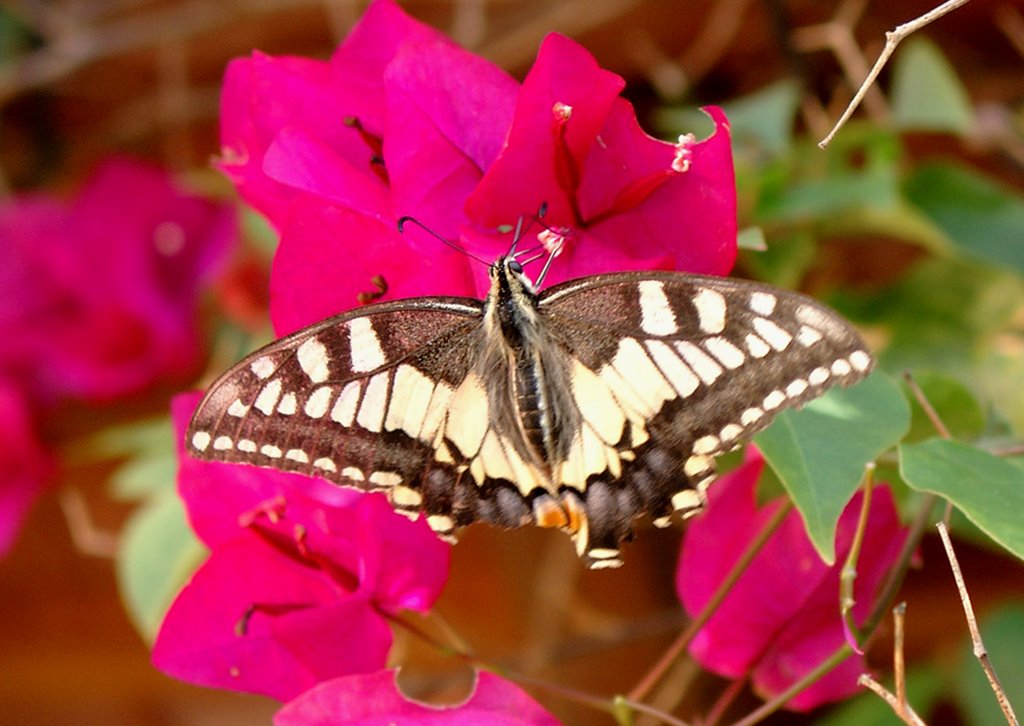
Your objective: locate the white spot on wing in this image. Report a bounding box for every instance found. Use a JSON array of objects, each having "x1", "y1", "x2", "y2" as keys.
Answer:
[
  {"x1": 832, "y1": 359, "x2": 852, "y2": 376},
  {"x1": 796, "y1": 325, "x2": 823, "y2": 347},
  {"x1": 285, "y1": 449, "x2": 308, "y2": 463},
  {"x1": 250, "y1": 356, "x2": 275, "y2": 380},
  {"x1": 331, "y1": 381, "x2": 361, "y2": 426},
  {"x1": 341, "y1": 466, "x2": 365, "y2": 481},
  {"x1": 850, "y1": 350, "x2": 872, "y2": 371},
  {"x1": 191, "y1": 431, "x2": 210, "y2": 451},
  {"x1": 313, "y1": 457, "x2": 336, "y2": 472},
  {"x1": 672, "y1": 489, "x2": 702, "y2": 511},
  {"x1": 809, "y1": 367, "x2": 830, "y2": 385},
  {"x1": 304, "y1": 386, "x2": 333, "y2": 419},
  {"x1": 369, "y1": 471, "x2": 402, "y2": 488},
  {"x1": 703, "y1": 336, "x2": 746, "y2": 369},
  {"x1": 720, "y1": 423, "x2": 743, "y2": 442},
  {"x1": 357, "y1": 372, "x2": 390, "y2": 433},
  {"x1": 444, "y1": 374, "x2": 489, "y2": 458},
  {"x1": 745, "y1": 333, "x2": 771, "y2": 359},
  {"x1": 638, "y1": 280, "x2": 678, "y2": 335},
  {"x1": 750, "y1": 291, "x2": 777, "y2": 316},
  {"x1": 347, "y1": 317, "x2": 386, "y2": 372},
  {"x1": 741, "y1": 407, "x2": 764, "y2": 426},
  {"x1": 277, "y1": 392, "x2": 297, "y2": 415},
  {"x1": 753, "y1": 317, "x2": 792, "y2": 351},
  {"x1": 392, "y1": 486, "x2": 423, "y2": 507},
  {"x1": 763, "y1": 390, "x2": 786, "y2": 410},
  {"x1": 238, "y1": 439, "x2": 257, "y2": 453},
  {"x1": 640, "y1": 341, "x2": 699, "y2": 399},
  {"x1": 571, "y1": 359, "x2": 626, "y2": 445},
  {"x1": 228, "y1": 399, "x2": 249, "y2": 417},
  {"x1": 786, "y1": 379, "x2": 809, "y2": 398},
  {"x1": 693, "y1": 288, "x2": 727, "y2": 334},
  {"x1": 254, "y1": 379, "x2": 283, "y2": 415},
  {"x1": 385, "y1": 365, "x2": 435, "y2": 438},
  {"x1": 260, "y1": 444, "x2": 282, "y2": 458},
  {"x1": 297, "y1": 337, "x2": 330, "y2": 383},
  {"x1": 675, "y1": 341, "x2": 723, "y2": 385},
  {"x1": 692, "y1": 435, "x2": 719, "y2": 454},
  {"x1": 213, "y1": 436, "x2": 233, "y2": 450}
]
